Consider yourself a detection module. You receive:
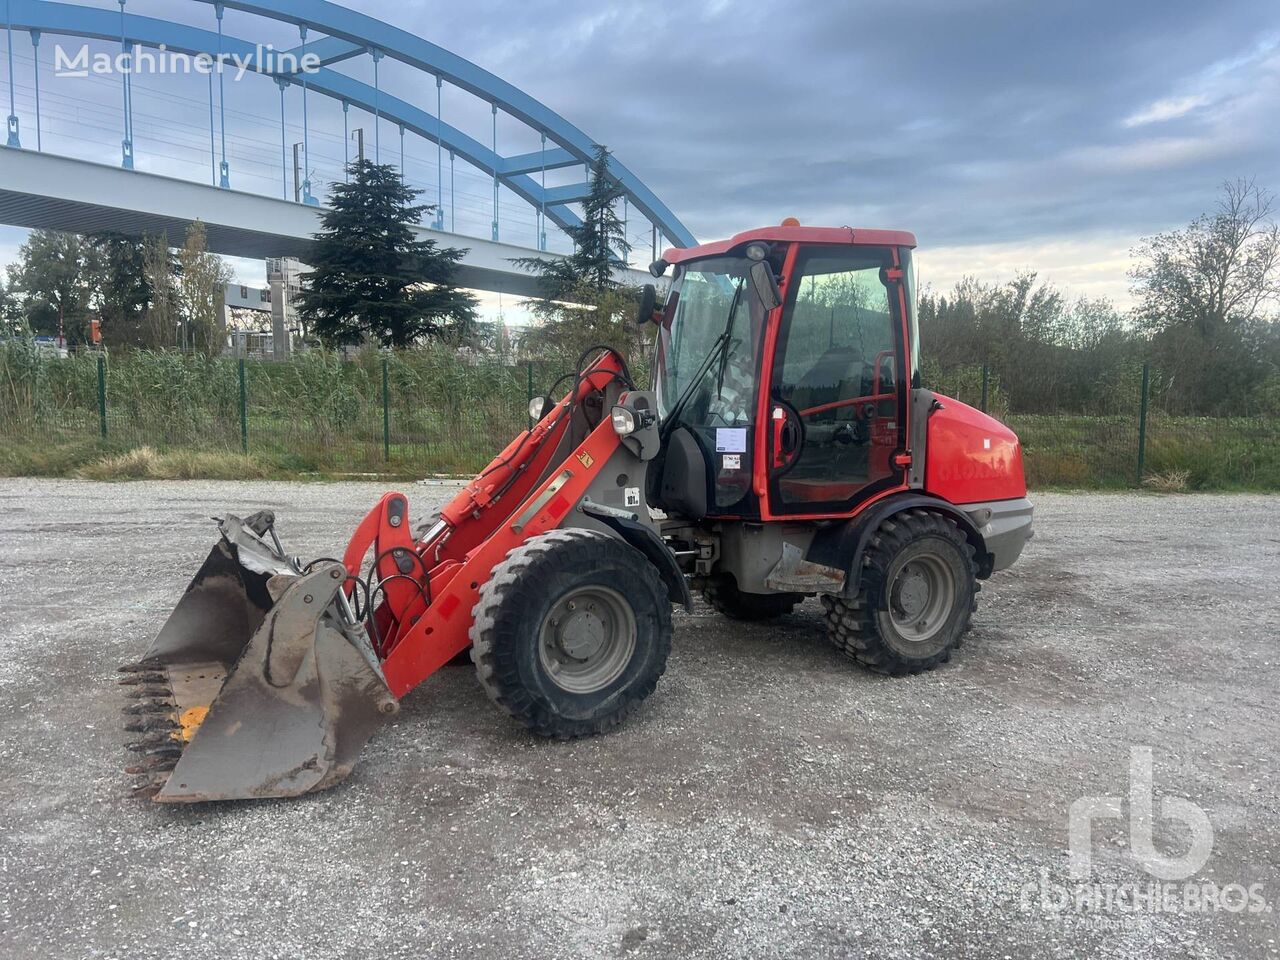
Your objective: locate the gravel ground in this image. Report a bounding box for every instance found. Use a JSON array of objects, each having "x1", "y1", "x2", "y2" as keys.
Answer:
[{"x1": 0, "y1": 479, "x2": 1276, "y2": 960}]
